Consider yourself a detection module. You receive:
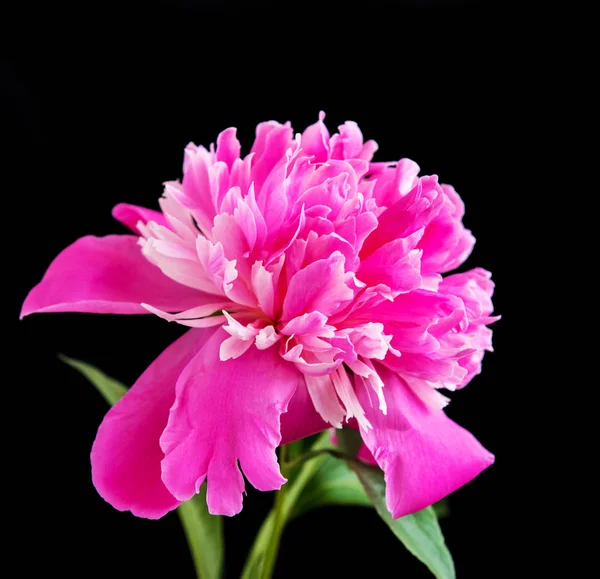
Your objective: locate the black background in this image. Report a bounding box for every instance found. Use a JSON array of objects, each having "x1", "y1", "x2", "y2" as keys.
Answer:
[{"x1": 5, "y1": 1, "x2": 554, "y2": 577}]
